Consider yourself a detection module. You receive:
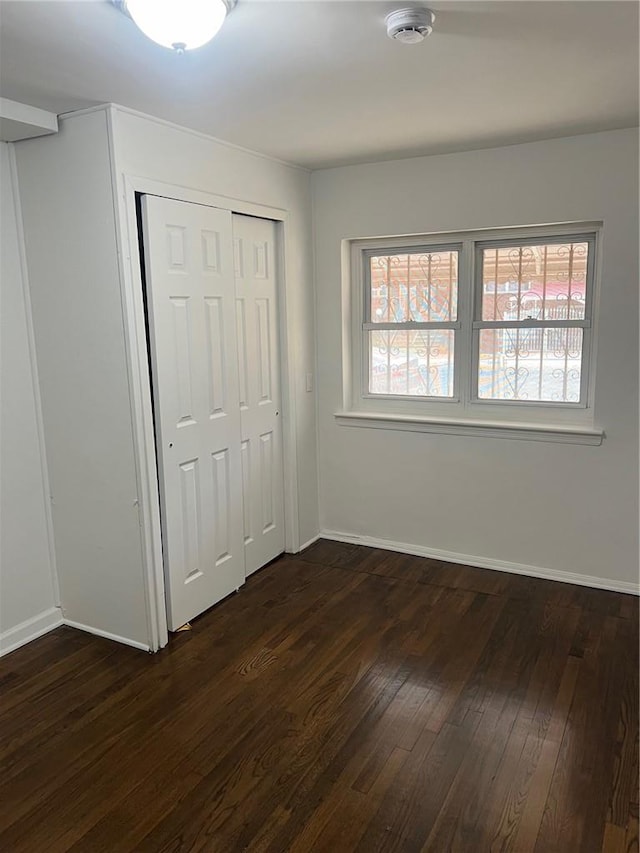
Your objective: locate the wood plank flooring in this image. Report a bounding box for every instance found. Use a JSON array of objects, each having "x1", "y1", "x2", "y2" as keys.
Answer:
[{"x1": 0, "y1": 540, "x2": 637, "y2": 852}]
